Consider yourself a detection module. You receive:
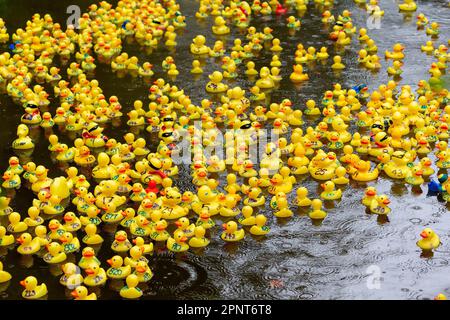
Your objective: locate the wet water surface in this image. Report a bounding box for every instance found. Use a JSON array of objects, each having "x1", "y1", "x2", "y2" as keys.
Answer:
[{"x1": 0, "y1": 0, "x2": 449, "y2": 299}]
